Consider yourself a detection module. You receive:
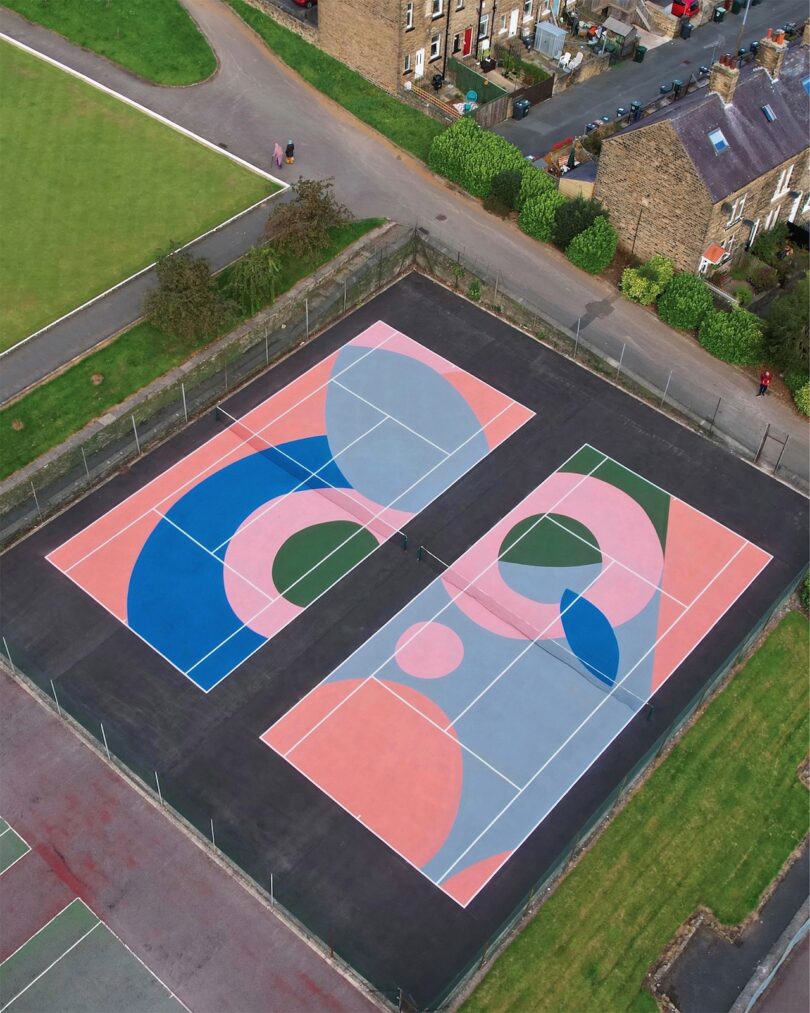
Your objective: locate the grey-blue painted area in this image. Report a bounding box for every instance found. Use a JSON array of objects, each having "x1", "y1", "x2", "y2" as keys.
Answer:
[
  {"x1": 322, "y1": 380, "x2": 387, "y2": 456},
  {"x1": 499, "y1": 560, "x2": 603, "y2": 605}
]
